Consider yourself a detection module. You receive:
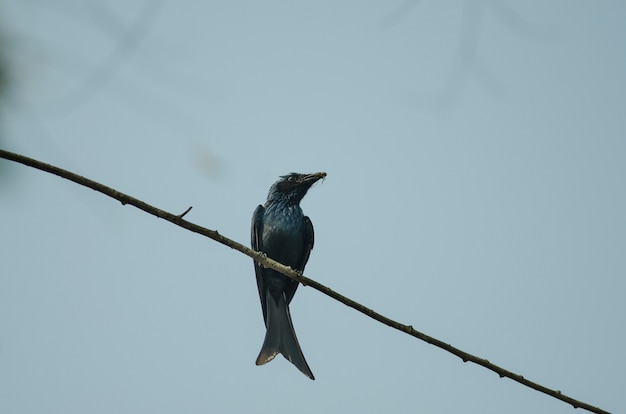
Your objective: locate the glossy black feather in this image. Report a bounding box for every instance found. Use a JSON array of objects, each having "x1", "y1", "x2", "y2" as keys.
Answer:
[{"x1": 250, "y1": 172, "x2": 325, "y2": 380}]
